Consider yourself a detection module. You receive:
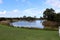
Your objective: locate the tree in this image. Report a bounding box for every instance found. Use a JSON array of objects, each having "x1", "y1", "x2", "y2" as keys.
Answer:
[
  {"x1": 34, "y1": 16, "x2": 36, "y2": 20},
  {"x1": 34, "y1": 16, "x2": 36, "y2": 18},
  {"x1": 43, "y1": 8, "x2": 55, "y2": 21},
  {"x1": 23, "y1": 15, "x2": 26, "y2": 18},
  {"x1": 55, "y1": 13, "x2": 60, "y2": 22}
]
